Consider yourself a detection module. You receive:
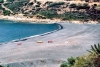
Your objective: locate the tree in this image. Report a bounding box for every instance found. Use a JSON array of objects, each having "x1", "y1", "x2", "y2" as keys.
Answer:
[
  {"x1": 60, "y1": 57, "x2": 76, "y2": 67},
  {"x1": 38, "y1": 10, "x2": 58, "y2": 19},
  {"x1": 76, "y1": 3, "x2": 90, "y2": 12},
  {"x1": 7, "y1": 0, "x2": 14, "y2": 2},
  {"x1": 83, "y1": 3, "x2": 90, "y2": 11},
  {"x1": 34, "y1": 0, "x2": 36, "y2": 3},
  {"x1": 3, "y1": 10, "x2": 11, "y2": 16},
  {"x1": 88, "y1": 44, "x2": 100, "y2": 54},
  {"x1": 86, "y1": 4, "x2": 100, "y2": 20},
  {"x1": 47, "y1": 2, "x2": 65, "y2": 8},
  {"x1": 69, "y1": 3, "x2": 76, "y2": 12},
  {"x1": 0, "y1": 0, "x2": 4, "y2": 3},
  {"x1": 0, "y1": 65, "x2": 3, "y2": 67},
  {"x1": 85, "y1": 0, "x2": 89, "y2": 2}
]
